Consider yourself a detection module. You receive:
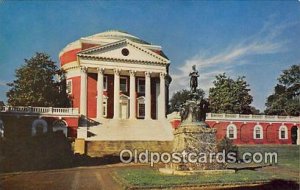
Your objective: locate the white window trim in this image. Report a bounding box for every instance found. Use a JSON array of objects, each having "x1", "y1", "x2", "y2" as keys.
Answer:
[
  {"x1": 137, "y1": 78, "x2": 145, "y2": 93},
  {"x1": 32, "y1": 119, "x2": 48, "y2": 136},
  {"x1": 52, "y1": 120, "x2": 68, "y2": 137},
  {"x1": 226, "y1": 124, "x2": 237, "y2": 139},
  {"x1": 120, "y1": 77, "x2": 128, "y2": 92},
  {"x1": 137, "y1": 96, "x2": 145, "y2": 118},
  {"x1": 103, "y1": 76, "x2": 108, "y2": 91},
  {"x1": 253, "y1": 125, "x2": 263, "y2": 139},
  {"x1": 279, "y1": 125, "x2": 288, "y2": 139},
  {"x1": 66, "y1": 79, "x2": 72, "y2": 94}
]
